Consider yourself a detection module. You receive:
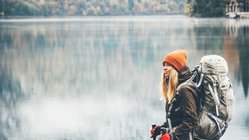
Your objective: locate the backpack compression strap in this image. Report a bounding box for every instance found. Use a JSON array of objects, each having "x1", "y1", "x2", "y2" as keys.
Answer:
[
  {"x1": 192, "y1": 67, "x2": 221, "y2": 117},
  {"x1": 207, "y1": 80, "x2": 220, "y2": 116}
]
